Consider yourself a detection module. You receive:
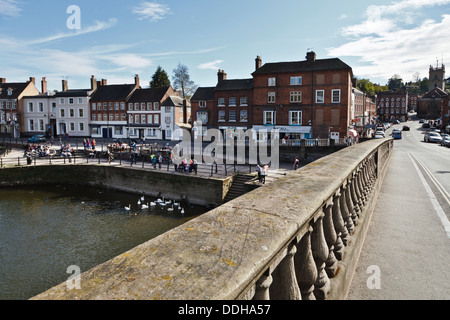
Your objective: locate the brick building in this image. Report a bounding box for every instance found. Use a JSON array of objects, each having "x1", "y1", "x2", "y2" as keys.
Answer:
[
  {"x1": 376, "y1": 91, "x2": 408, "y2": 122},
  {"x1": 191, "y1": 51, "x2": 354, "y2": 141}
]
